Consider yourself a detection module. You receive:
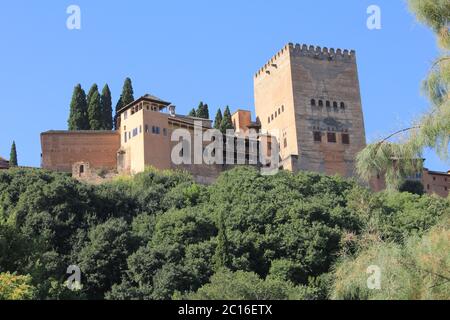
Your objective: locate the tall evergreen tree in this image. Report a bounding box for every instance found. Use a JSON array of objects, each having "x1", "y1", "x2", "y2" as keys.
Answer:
[
  {"x1": 9, "y1": 141, "x2": 17, "y2": 167},
  {"x1": 213, "y1": 211, "x2": 230, "y2": 271},
  {"x1": 220, "y1": 106, "x2": 234, "y2": 134},
  {"x1": 188, "y1": 108, "x2": 197, "y2": 117},
  {"x1": 114, "y1": 78, "x2": 135, "y2": 130},
  {"x1": 87, "y1": 84, "x2": 102, "y2": 130},
  {"x1": 196, "y1": 102, "x2": 210, "y2": 119},
  {"x1": 120, "y1": 77, "x2": 135, "y2": 108},
  {"x1": 68, "y1": 84, "x2": 89, "y2": 130},
  {"x1": 214, "y1": 108, "x2": 223, "y2": 130},
  {"x1": 100, "y1": 84, "x2": 113, "y2": 130}
]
